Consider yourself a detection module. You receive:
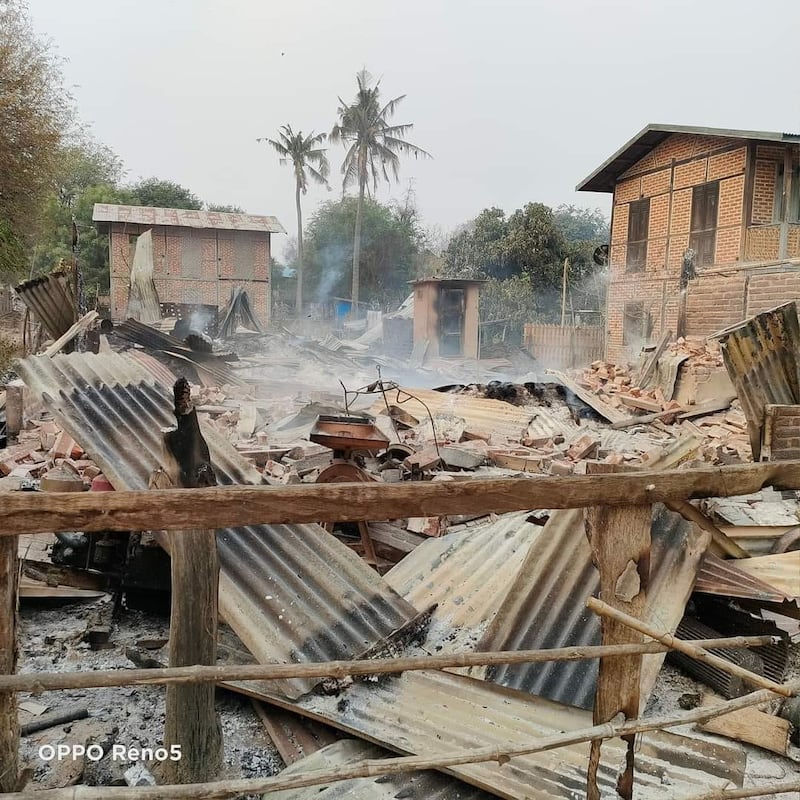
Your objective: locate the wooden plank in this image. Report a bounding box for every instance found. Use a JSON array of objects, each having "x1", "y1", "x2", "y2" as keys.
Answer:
[
  {"x1": 3, "y1": 460, "x2": 800, "y2": 536},
  {"x1": 664, "y1": 500, "x2": 751, "y2": 559},
  {"x1": 0, "y1": 534, "x2": 18, "y2": 791},
  {"x1": 620, "y1": 394, "x2": 663, "y2": 413},
  {"x1": 585, "y1": 504, "x2": 652, "y2": 800},
  {"x1": 635, "y1": 328, "x2": 672, "y2": 389},
  {"x1": 697, "y1": 695, "x2": 792, "y2": 756},
  {"x1": 159, "y1": 378, "x2": 222, "y2": 784},
  {"x1": 677, "y1": 395, "x2": 737, "y2": 420},
  {"x1": 547, "y1": 369, "x2": 628, "y2": 423}
]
